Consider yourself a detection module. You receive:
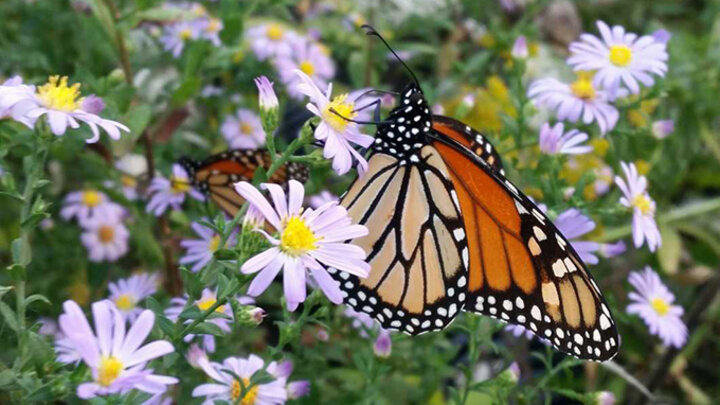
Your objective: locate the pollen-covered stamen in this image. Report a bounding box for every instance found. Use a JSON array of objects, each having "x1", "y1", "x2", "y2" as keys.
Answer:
[
  {"x1": 299, "y1": 60, "x2": 315, "y2": 76},
  {"x1": 114, "y1": 294, "x2": 135, "y2": 311},
  {"x1": 266, "y1": 23, "x2": 284, "y2": 41},
  {"x1": 609, "y1": 44, "x2": 632, "y2": 67},
  {"x1": 98, "y1": 226, "x2": 115, "y2": 243},
  {"x1": 631, "y1": 193, "x2": 654, "y2": 216},
  {"x1": 37, "y1": 76, "x2": 83, "y2": 112},
  {"x1": 231, "y1": 378, "x2": 259, "y2": 405},
  {"x1": 170, "y1": 176, "x2": 191, "y2": 194},
  {"x1": 97, "y1": 356, "x2": 123, "y2": 387},
  {"x1": 82, "y1": 190, "x2": 102, "y2": 207},
  {"x1": 322, "y1": 94, "x2": 356, "y2": 132},
  {"x1": 570, "y1": 71, "x2": 596, "y2": 100},
  {"x1": 208, "y1": 235, "x2": 221, "y2": 252},
  {"x1": 280, "y1": 216, "x2": 319, "y2": 257},
  {"x1": 196, "y1": 296, "x2": 226, "y2": 313},
  {"x1": 651, "y1": 297, "x2": 670, "y2": 316}
]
